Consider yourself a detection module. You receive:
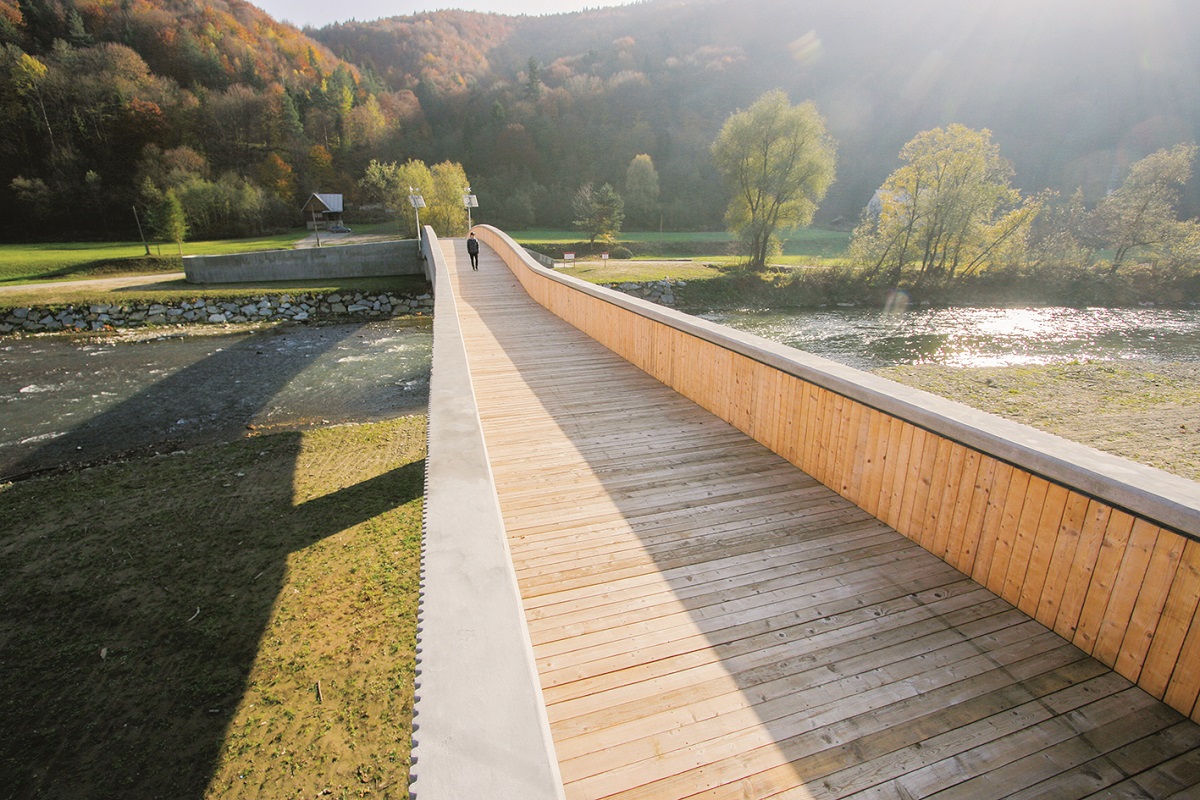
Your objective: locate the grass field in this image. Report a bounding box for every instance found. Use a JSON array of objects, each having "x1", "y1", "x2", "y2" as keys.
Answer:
[
  {"x1": 0, "y1": 416, "x2": 425, "y2": 799},
  {"x1": 0, "y1": 233, "x2": 312, "y2": 284},
  {"x1": 513, "y1": 227, "x2": 850, "y2": 260}
]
